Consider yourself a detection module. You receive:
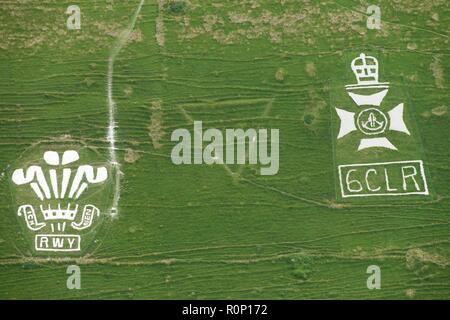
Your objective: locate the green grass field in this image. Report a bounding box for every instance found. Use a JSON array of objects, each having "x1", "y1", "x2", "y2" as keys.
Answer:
[{"x1": 0, "y1": 0, "x2": 449, "y2": 299}]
